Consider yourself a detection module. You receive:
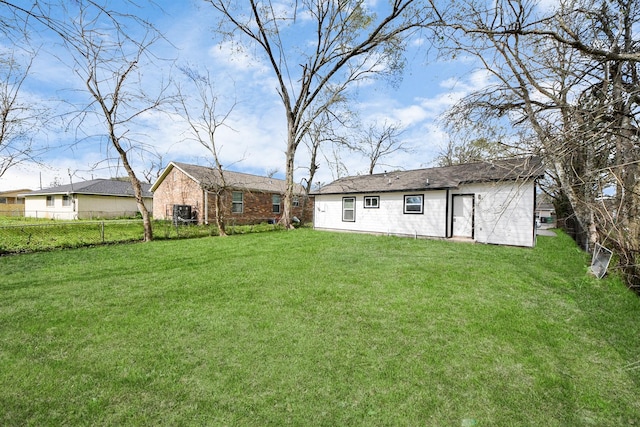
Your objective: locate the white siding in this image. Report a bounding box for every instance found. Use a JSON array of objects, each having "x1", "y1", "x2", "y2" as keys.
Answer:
[
  {"x1": 76, "y1": 195, "x2": 152, "y2": 219},
  {"x1": 24, "y1": 196, "x2": 61, "y2": 219},
  {"x1": 462, "y1": 180, "x2": 536, "y2": 247},
  {"x1": 314, "y1": 191, "x2": 447, "y2": 238},
  {"x1": 314, "y1": 179, "x2": 537, "y2": 247},
  {"x1": 24, "y1": 194, "x2": 152, "y2": 220}
]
